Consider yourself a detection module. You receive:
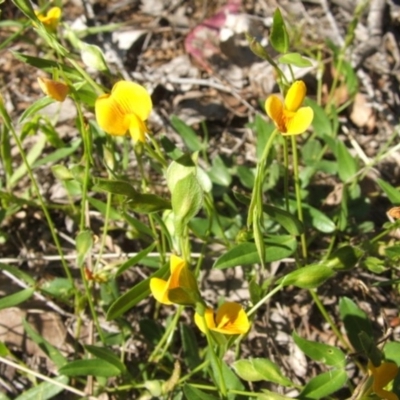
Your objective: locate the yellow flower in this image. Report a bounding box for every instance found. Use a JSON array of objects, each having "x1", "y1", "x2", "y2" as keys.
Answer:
[
  {"x1": 150, "y1": 255, "x2": 199, "y2": 305},
  {"x1": 95, "y1": 81, "x2": 152, "y2": 143},
  {"x1": 37, "y1": 77, "x2": 69, "y2": 102},
  {"x1": 265, "y1": 80, "x2": 314, "y2": 135},
  {"x1": 368, "y1": 361, "x2": 399, "y2": 400},
  {"x1": 35, "y1": 7, "x2": 61, "y2": 32},
  {"x1": 194, "y1": 302, "x2": 250, "y2": 335}
]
